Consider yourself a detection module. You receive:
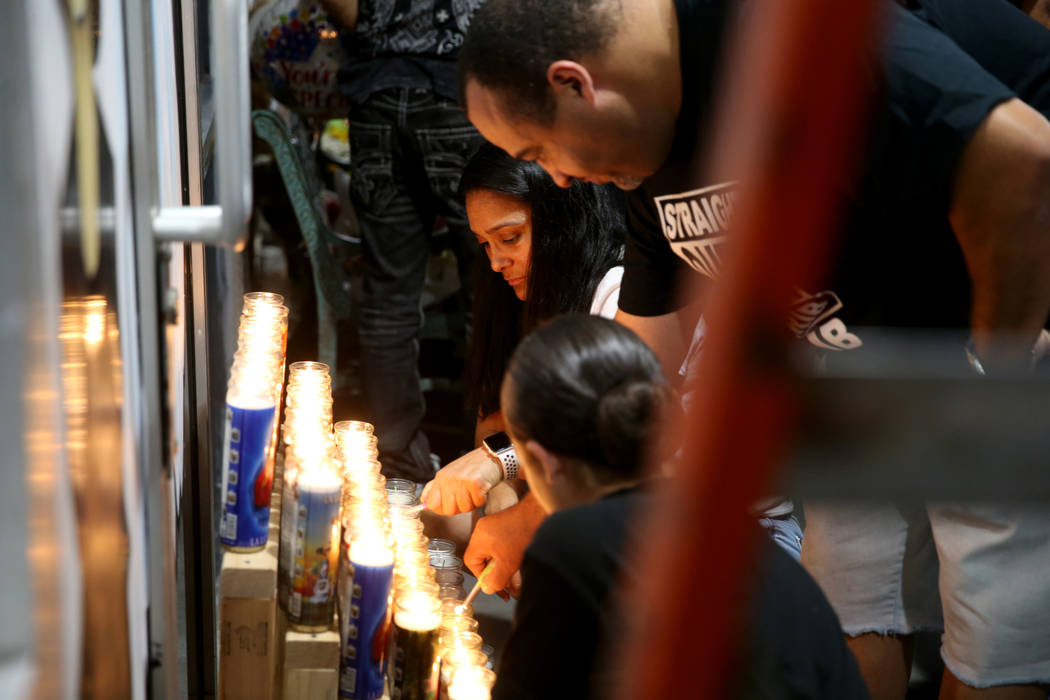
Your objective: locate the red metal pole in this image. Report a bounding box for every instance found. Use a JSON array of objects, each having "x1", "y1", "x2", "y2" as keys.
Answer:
[{"x1": 616, "y1": 0, "x2": 882, "y2": 696}]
